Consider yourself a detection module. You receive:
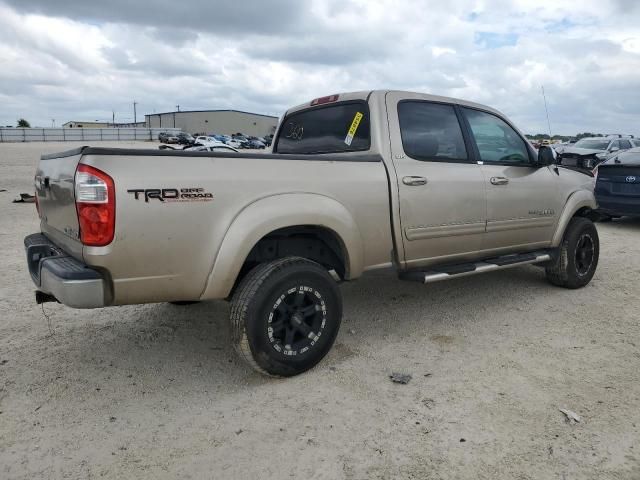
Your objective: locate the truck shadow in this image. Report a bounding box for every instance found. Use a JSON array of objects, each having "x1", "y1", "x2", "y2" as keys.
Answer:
[{"x1": 51, "y1": 264, "x2": 557, "y2": 393}]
